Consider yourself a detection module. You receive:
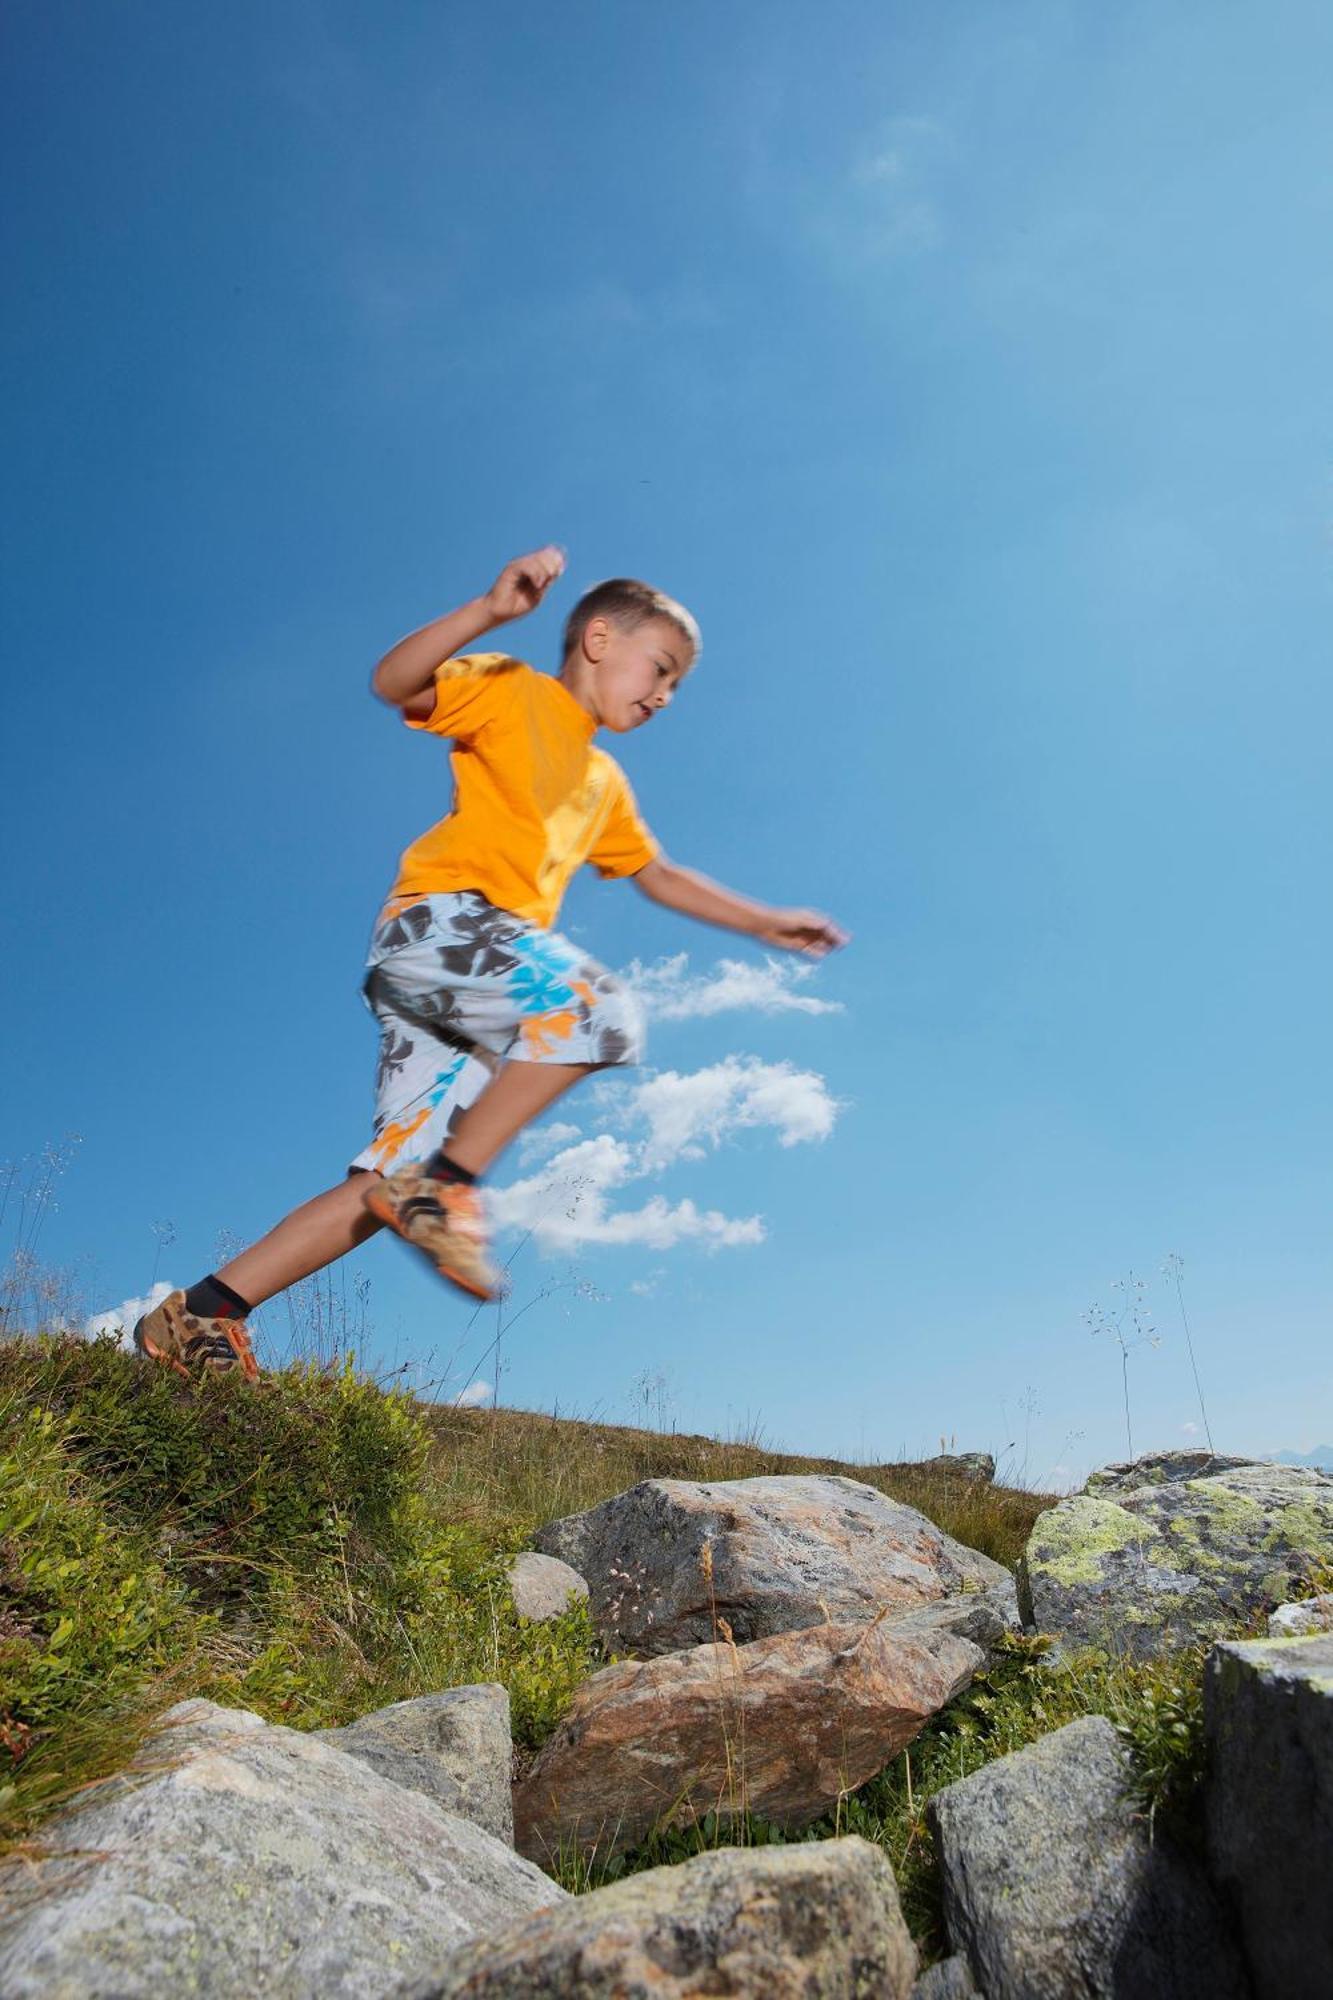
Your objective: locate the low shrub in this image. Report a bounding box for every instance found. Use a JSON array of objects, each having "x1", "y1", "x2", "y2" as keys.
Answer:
[{"x1": 0, "y1": 1337, "x2": 599, "y2": 1846}]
